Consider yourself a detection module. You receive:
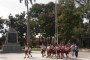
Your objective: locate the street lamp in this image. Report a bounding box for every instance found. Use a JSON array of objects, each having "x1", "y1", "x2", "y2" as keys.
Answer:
[{"x1": 55, "y1": 0, "x2": 58, "y2": 44}]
